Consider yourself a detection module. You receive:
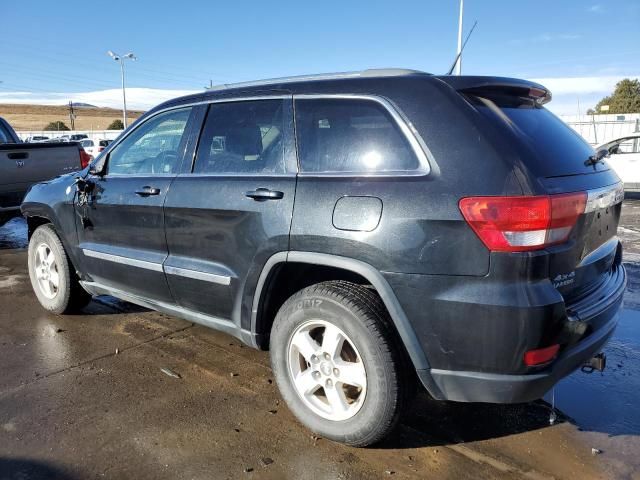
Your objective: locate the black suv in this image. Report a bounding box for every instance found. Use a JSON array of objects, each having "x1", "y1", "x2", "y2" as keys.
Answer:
[{"x1": 22, "y1": 69, "x2": 626, "y2": 446}]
